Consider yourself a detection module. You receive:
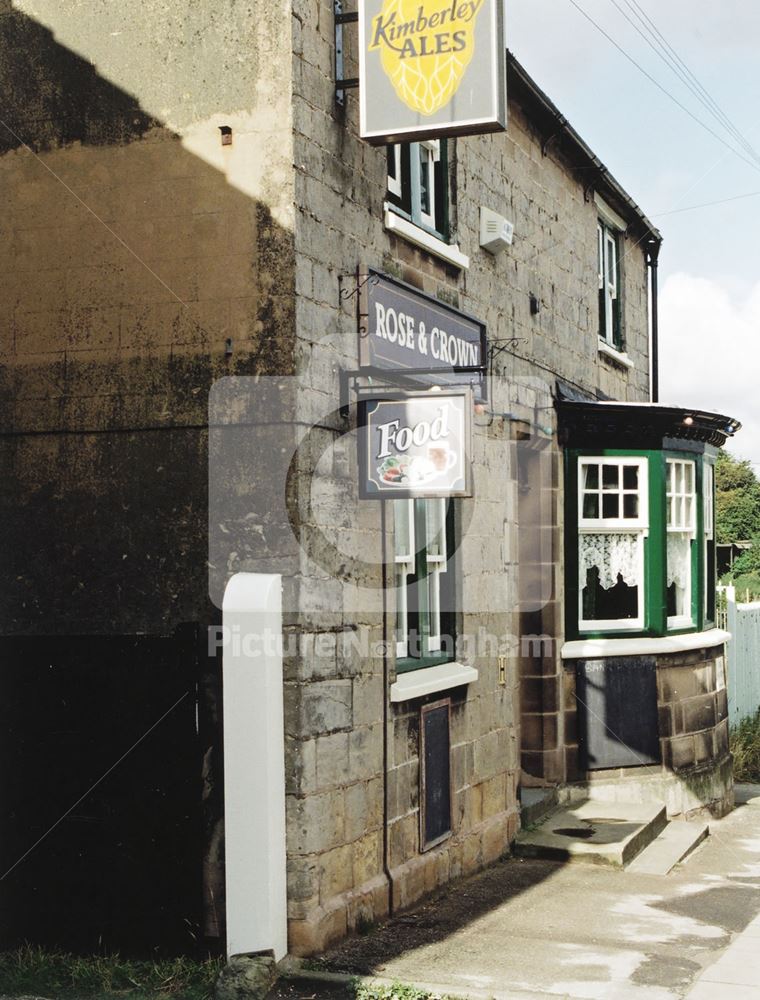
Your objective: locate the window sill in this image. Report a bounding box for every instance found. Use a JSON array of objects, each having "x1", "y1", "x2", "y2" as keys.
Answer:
[
  {"x1": 390, "y1": 661, "x2": 478, "y2": 703},
  {"x1": 561, "y1": 628, "x2": 731, "y2": 659},
  {"x1": 383, "y1": 205, "x2": 470, "y2": 270},
  {"x1": 598, "y1": 341, "x2": 634, "y2": 369}
]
